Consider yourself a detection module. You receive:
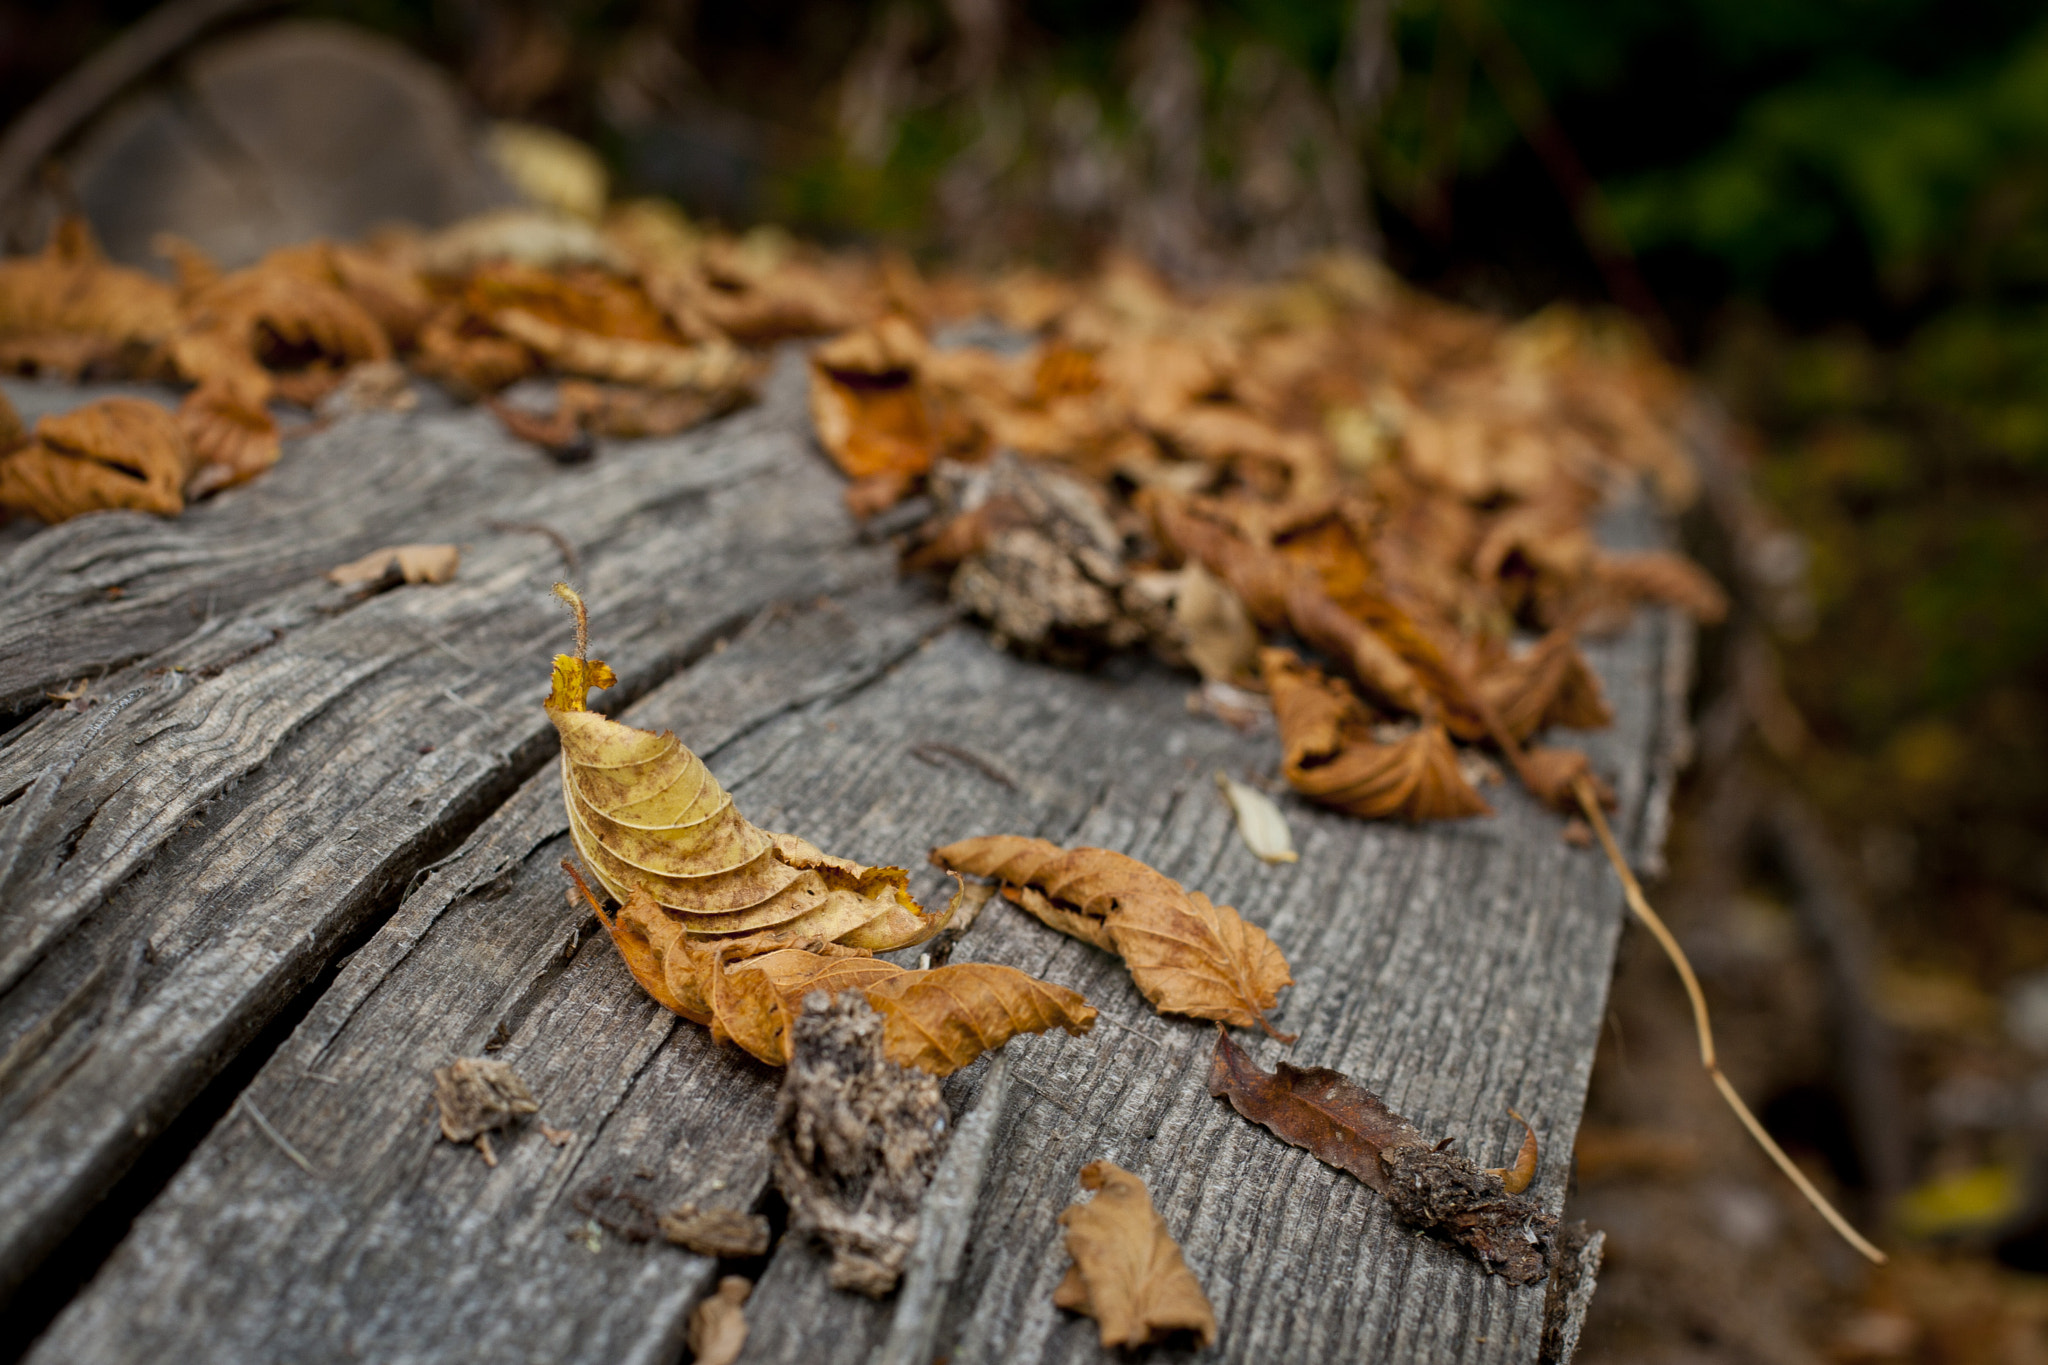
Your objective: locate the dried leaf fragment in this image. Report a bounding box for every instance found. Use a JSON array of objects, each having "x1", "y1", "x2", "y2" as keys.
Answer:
[
  {"x1": 1262, "y1": 648, "x2": 1491, "y2": 822},
  {"x1": 0, "y1": 397, "x2": 190, "y2": 522},
  {"x1": 1207, "y1": 1031, "x2": 1554, "y2": 1284},
  {"x1": 1215, "y1": 772, "x2": 1299, "y2": 864},
  {"x1": 326, "y1": 544, "x2": 461, "y2": 587},
  {"x1": 863, "y1": 962, "x2": 1097, "y2": 1076},
  {"x1": 1053, "y1": 1161, "x2": 1216, "y2": 1350},
  {"x1": 433, "y1": 1056, "x2": 539, "y2": 1153},
  {"x1": 687, "y1": 1275, "x2": 752, "y2": 1365},
  {"x1": 931, "y1": 836, "x2": 1293, "y2": 1039},
  {"x1": 660, "y1": 1204, "x2": 772, "y2": 1258}
]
